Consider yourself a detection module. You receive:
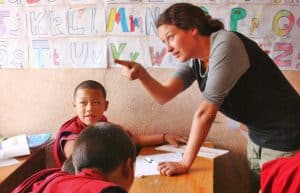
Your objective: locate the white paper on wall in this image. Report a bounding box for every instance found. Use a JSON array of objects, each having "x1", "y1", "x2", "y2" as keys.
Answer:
[
  {"x1": 108, "y1": 36, "x2": 147, "y2": 67},
  {"x1": 0, "y1": 7, "x2": 26, "y2": 38},
  {"x1": 195, "y1": 4, "x2": 230, "y2": 31},
  {"x1": 27, "y1": 6, "x2": 69, "y2": 38},
  {"x1": 26, "y1": 5, "x2": 107, "y2": 38},
  {"x1": 229, "y1": 0, "x2": 272, "y2": 4},
  {"x1": 145, "y1": 36, "x2": 189, "y2": 68},
  {"x1": 29, "y1": 37, "x2": 107, "y2": 68},
  {"x1": 192, "y1": 0, "x2": 229, "y2": 4},
  {"x1": 29, "y1": 38, "x2": 67, "y2": 67},
  {"x1": 0, "y1": 1, "x2": 299, "y2": 70},
  {"x1": 143, "y1": 4, "x2": 170, "y2": 36},
  {"x1": 67, "y1": 5, "x2": 106, "y2": 36},
  {"x1": 104, "y1": 0, "x2": 141, "y2": 4},
  {"x1": 25, "y1": 0, "x2": 65, "y2": 6},
  {"x1": 146, "y1": 0, "x2": 188, "y2": 3},
  {"x1": 69, "y1": 37, "x2": 108, "y2": 68},
  {"x1": 0, "y1": 38, "x2": 28, "y2": 69},
  {"x1": 228, "y1": 4, "x2": 273, "y2": 38},
  {"x1": 0, "y1": 0, "x2": 24, "y2": 6},
  {"x1": 105, "y1": 4, "x2": 145, "y2": 35},
  {"x1": 69, "y1": 0, "x2": 100, "y2": 5}
]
